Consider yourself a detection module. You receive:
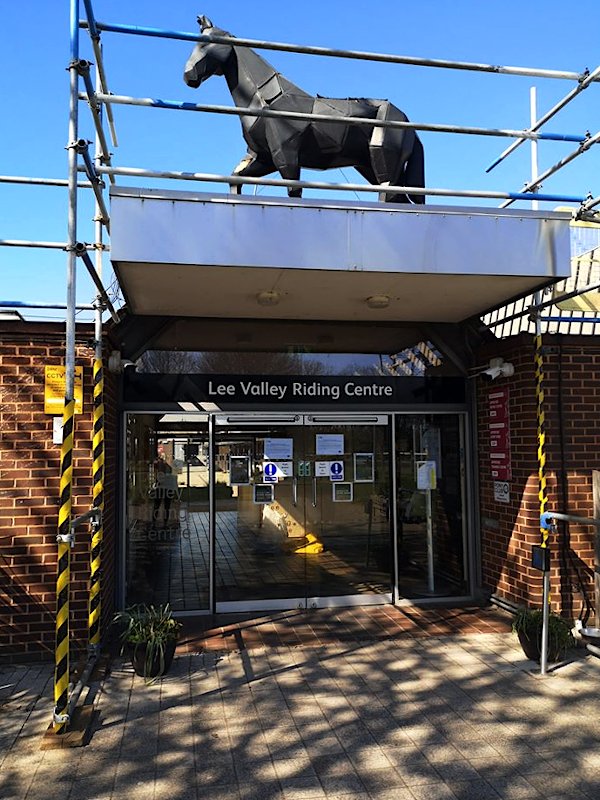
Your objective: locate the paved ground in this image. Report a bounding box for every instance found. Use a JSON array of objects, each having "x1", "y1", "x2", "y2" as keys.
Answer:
[{"x1": 1, "y1": 607, "x2": 600, "y2": 800}]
